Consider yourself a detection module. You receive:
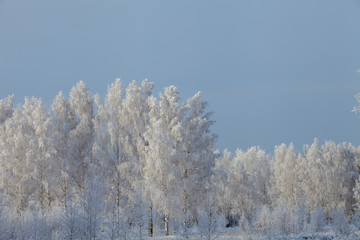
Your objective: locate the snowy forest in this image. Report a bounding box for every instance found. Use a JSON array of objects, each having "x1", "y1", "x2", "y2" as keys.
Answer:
[{"x1": 1, "y1": 79, "x2": 360, "y2": 240}]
